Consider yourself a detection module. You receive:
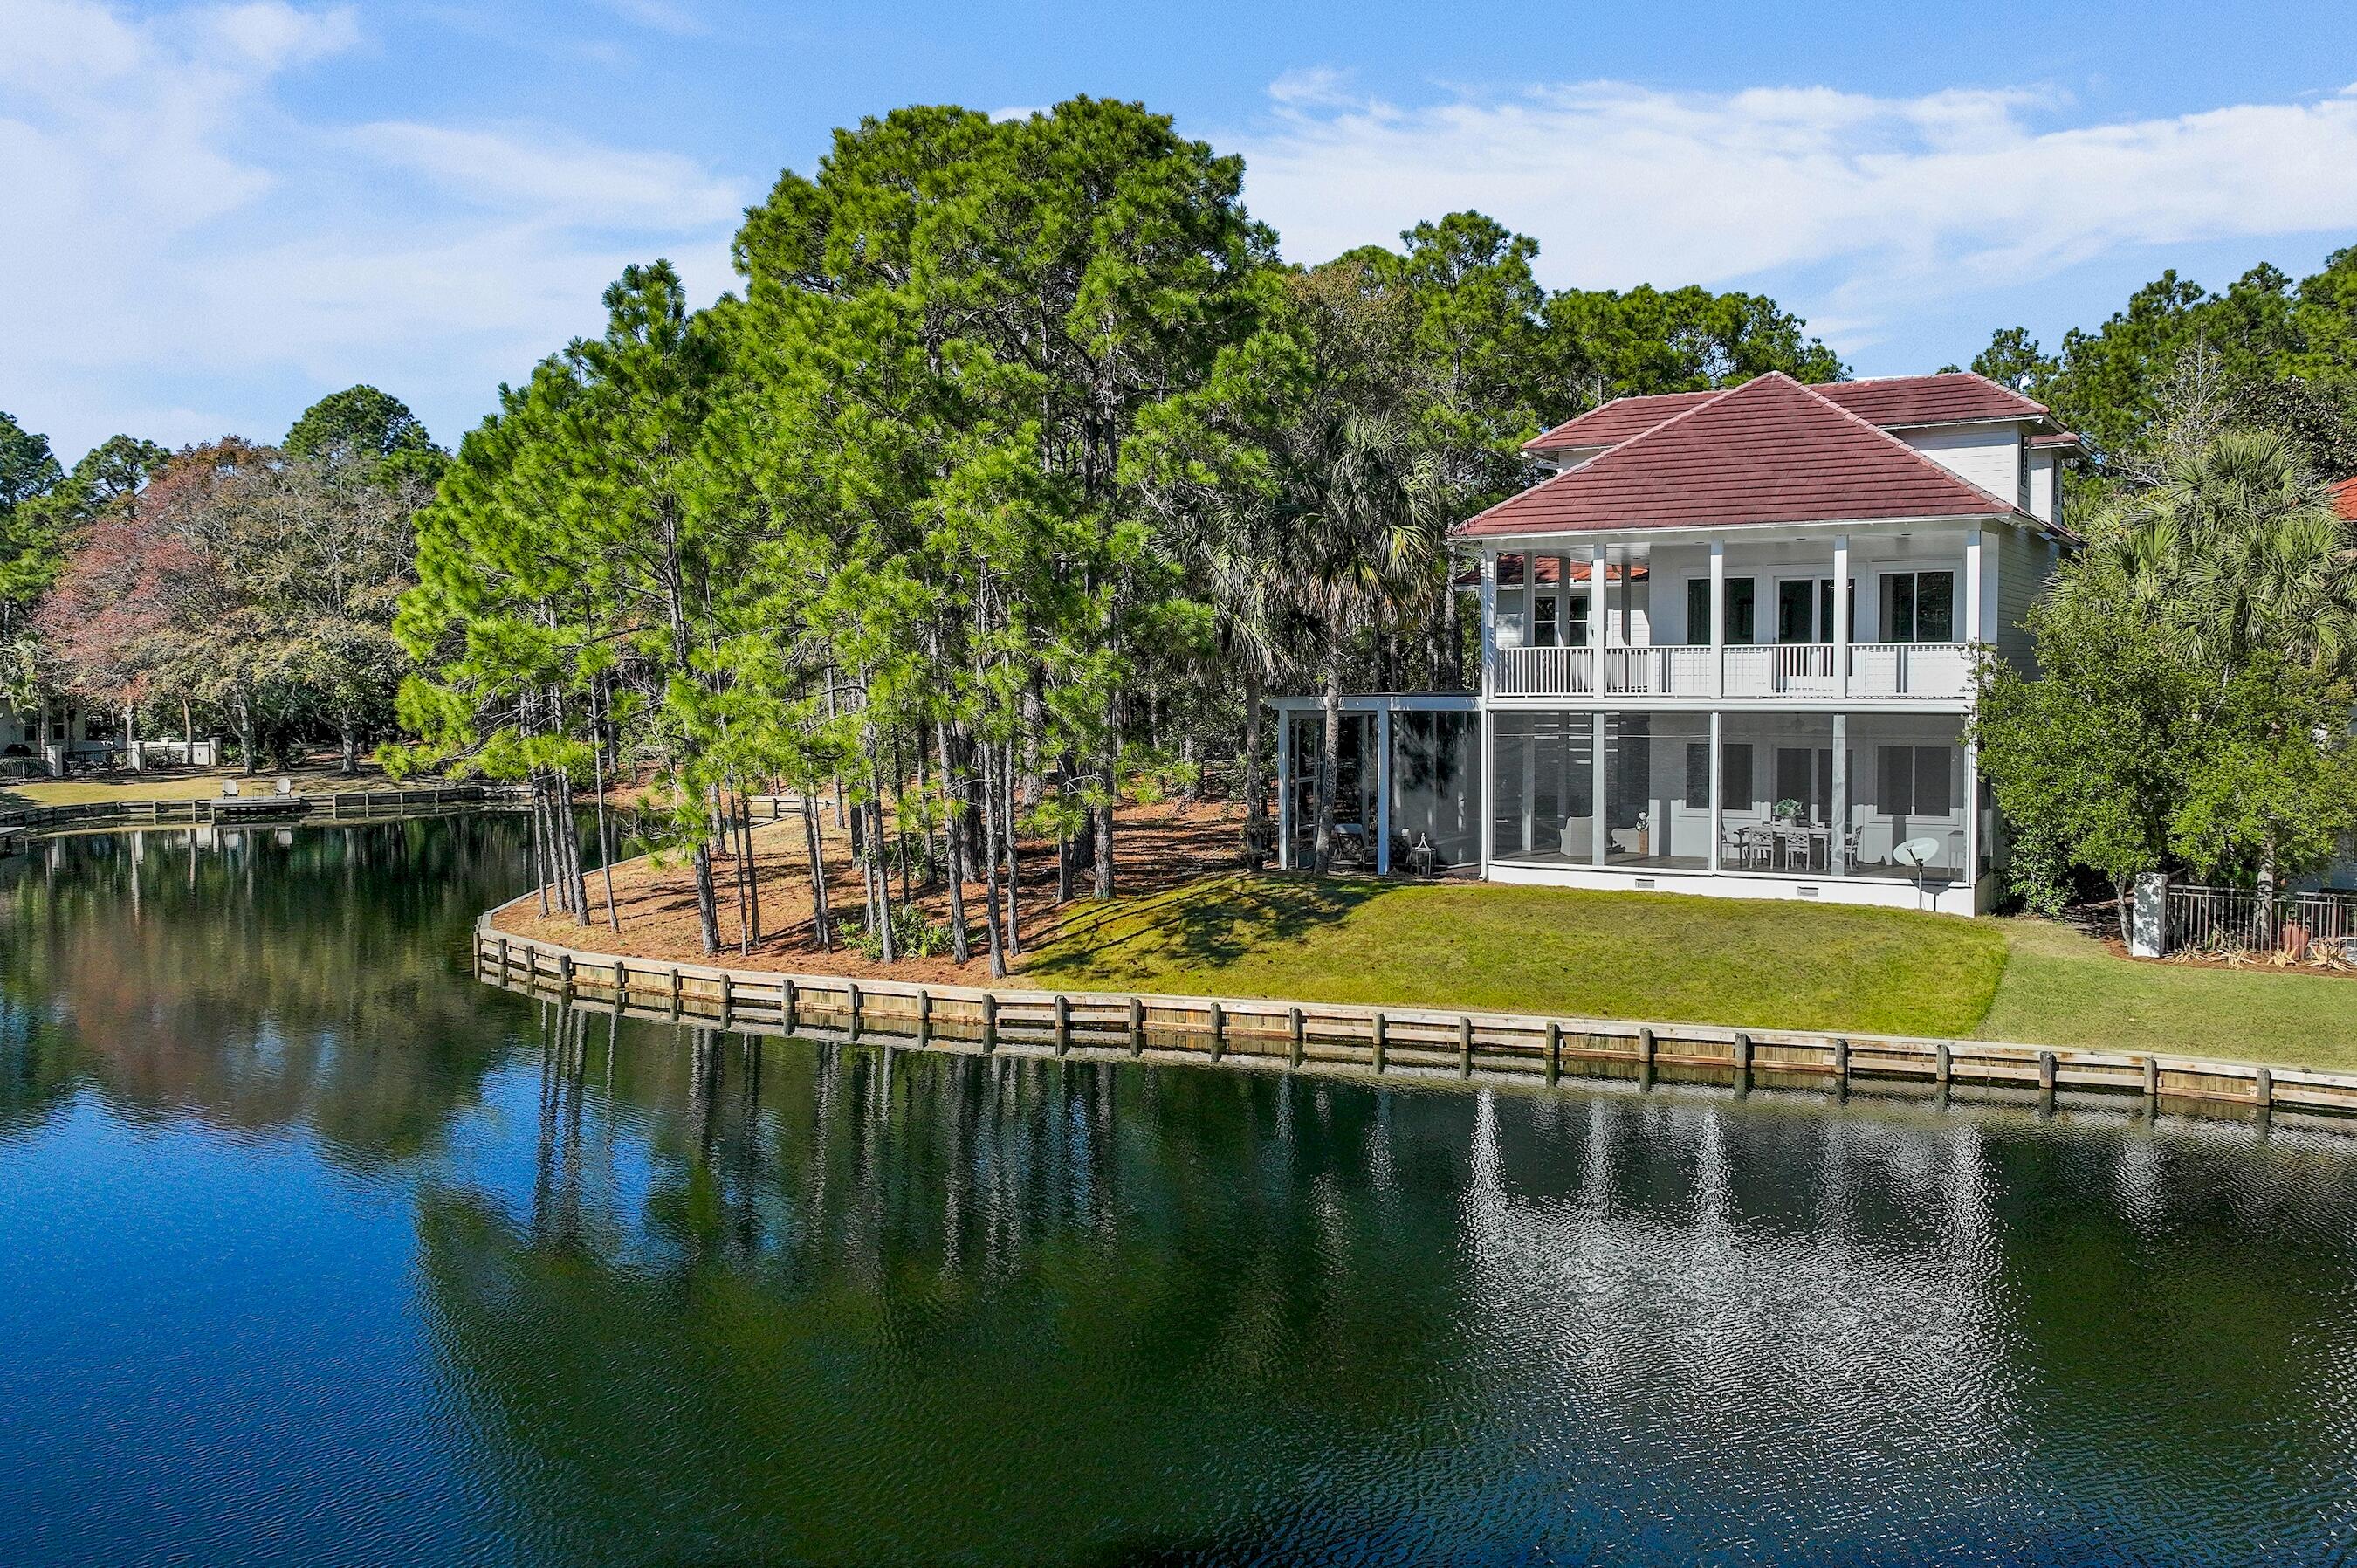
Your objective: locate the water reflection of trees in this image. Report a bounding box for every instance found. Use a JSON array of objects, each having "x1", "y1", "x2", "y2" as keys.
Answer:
[
  {"x1": 420, "y1": 1017, "x2": 2357, "y2": 1564},
  {"x1": 0, "y1": 819, "x2": 530, "y2": 1161}
]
